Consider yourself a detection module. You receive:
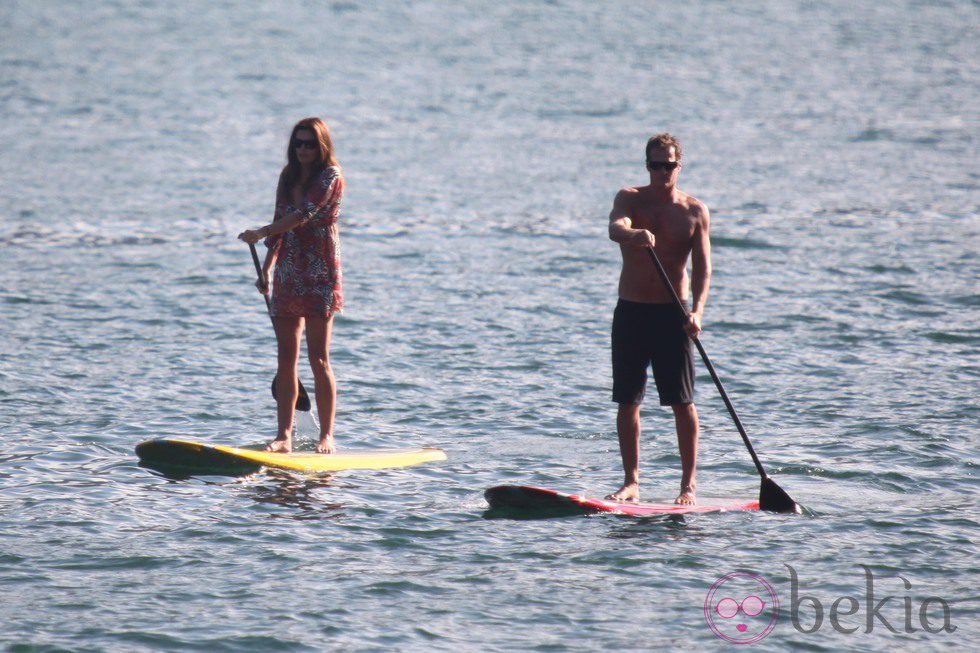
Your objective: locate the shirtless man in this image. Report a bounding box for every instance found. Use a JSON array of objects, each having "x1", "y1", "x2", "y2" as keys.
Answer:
[{"x1": 606, "y1": 133, "x2": 711, "y2": 505}]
